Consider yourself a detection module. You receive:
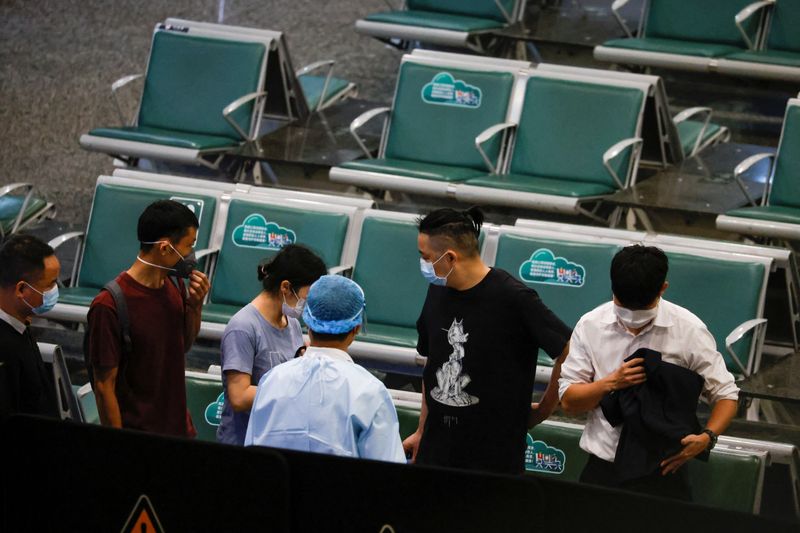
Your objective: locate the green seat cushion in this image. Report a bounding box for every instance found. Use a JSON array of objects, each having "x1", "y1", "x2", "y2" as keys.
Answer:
[
  {"x1": 201, "y1": 303, "x2": 241, "y2": 324},
  {"x1": 644, "y1": 0, "x2": 756, "y2": 47},
  {"x1": 0, "y1": 196, "x2": 47, "y2": 233},
  {"x1": 364, "y1": 10, "x2": 505, "y2": 32},
  {"x1": 341, "y1": 158, "x2": 486, "y2": 182},
  {"x1": 603, "y1": 37, "x2": 742, "y2": 58},
  {"x1": 384, "y1": 62, "x2": 514, "y2": 170},
  {"x1": 298, "y1": 75, "x2": 352, "y2": 110},
  {"x1": 58, "y1": 286, "x2": 104, "y2": 307},
  {"x1": 185, "y1": 375, "x2": 224, "y2": 443},
  {"x1": 352, "y1": 215, "x2": 428, "y2": 347},
  {"x1": 88, "y1": 126, "x2": 239, "y2": 150},
  {"x1": 407, "y1": 0, "x2": 514, "y2": 23},
  {"x1": 689, "y1": 452, "x2": 762, "y2": 512},
  {"x1": 769, "y1": 105, "x2": 800, "y2": 209},
  {"x1": 725, "y1": 205, "x2": 800, "y2": 225},
  {"x1": 396, "y1": 406, "x2": 421, "y2": 440},
  {"x1": 138, "y1": 31, "x2": 266, "y2": 140},
  {"x1": 724, "y1": 49, "x2": 800, "y2": 67},
  {"x1": 509, "y1": 77, "x2": 643, "y2": 189},
  {"x1": 666, "y1": 252, "x2": 765, "y2": 374},
  {"x1": 764, "y1": 1, "x2": 800, "y2": 54},
  {"x1": 357, "y1": 323, "x2": 418, "y2": 348},
  {"x1": 464, "y1": 173, "x2": 615, "y2": 197},
  {"x1": 675, "y1": 120, "x2": 724, "y2": 156}
]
